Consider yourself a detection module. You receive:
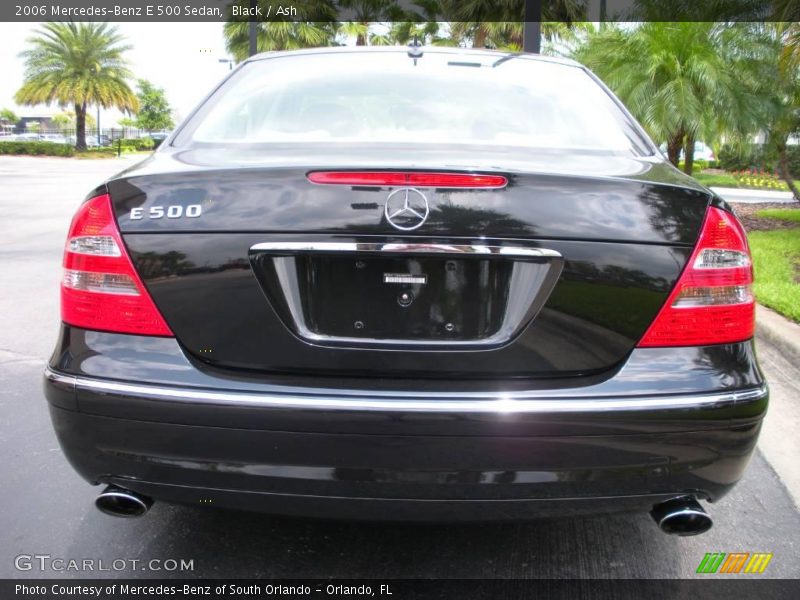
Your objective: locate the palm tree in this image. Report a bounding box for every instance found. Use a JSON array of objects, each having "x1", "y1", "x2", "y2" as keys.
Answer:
[
  {"x1": 774, "y1": 0, "x2": 800, "y2": 74},
  {"x1": 224, "y1": 21, "x2": 338, "y2": 60},
  {"x1": 224, "y1": 1, "x2": 338, "y2": 60},
  {"x1": 396, "y1": 22, "x2": 452, "y2": 45},
  {"x1": 15, "y1": 22, "x2": 138, "y2": 150},
  {"x1": 574, "y1": 23, "x2": 768, "y2": 174},
  {"x1": 769, "y1": 80, "x2": 800, "y2": 200},
  {"x1": 625, "y1": 0, "x2": 765, "y2": 21},
  {"x1": 386, "y1": 0, "x2": 448, "y2": 46},
  {"x1": 539, "y1": 21, "x2": 596, "y2": 56},
  {"x1": 779, "y1": 27, "x2": 800, "y2": 199},
  {"x1": 442, "y1": 0, "x2": 586, "y2": 49},
  {"x1": 780, "y1": 23, "x2": 800, "y2": 75},
  {"x1": 763, "y1": 22, "x2": 800, "y2": 200},
  {"x1": 338, "y1": 21, "x2": 371, "y2": 46},
  {"x1": 337, "y1": 0, "x2": 406, "y2": 45}
]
